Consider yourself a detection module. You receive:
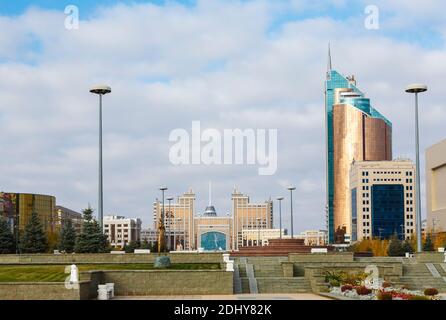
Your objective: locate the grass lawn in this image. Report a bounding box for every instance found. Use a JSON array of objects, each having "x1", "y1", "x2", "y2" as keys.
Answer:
[{"x1": 0, "y1": 263, "x2": 221, "y2": 282}]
